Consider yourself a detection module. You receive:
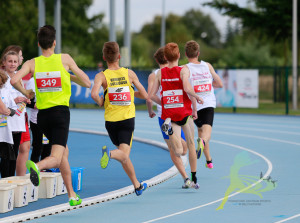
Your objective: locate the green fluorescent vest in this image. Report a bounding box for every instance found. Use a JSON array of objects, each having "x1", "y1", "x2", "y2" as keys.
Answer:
[{"x1": 34, "y1": 54, "x2": 71, "y2": 110}]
